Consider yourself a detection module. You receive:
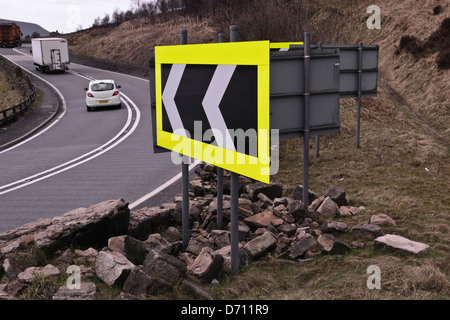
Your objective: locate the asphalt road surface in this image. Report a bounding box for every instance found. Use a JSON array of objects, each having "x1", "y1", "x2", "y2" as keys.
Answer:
[{"x1": 0, "y1": 46, "x2": 198, "y2": 234}]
